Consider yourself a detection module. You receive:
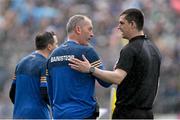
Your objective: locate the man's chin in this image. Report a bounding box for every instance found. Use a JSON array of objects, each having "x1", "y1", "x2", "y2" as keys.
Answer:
[
  {"x1": 122, "y1": 35, "x2": 127, "y2": 39},
  {"x1": 87, "y1": 38, "x2": 91, "y2": 42}
]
